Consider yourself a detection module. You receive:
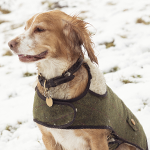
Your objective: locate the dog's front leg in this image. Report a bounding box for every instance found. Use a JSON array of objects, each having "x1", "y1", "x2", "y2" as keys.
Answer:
[
  {"x1": 84, "y1": 129, "x2": 109, "y2": 150},
  {"x1": 42, "y1": 134, "x2": 63, "y2": 150},
  {"x1": 89, "y1": 135, "x2": 109, "y2": 150},
  {"x1": 37, "y1": 124, "x2": 63, "y2": 150}
]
